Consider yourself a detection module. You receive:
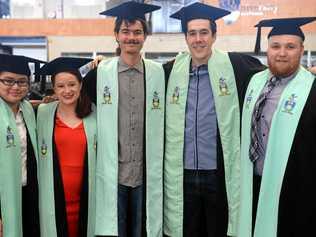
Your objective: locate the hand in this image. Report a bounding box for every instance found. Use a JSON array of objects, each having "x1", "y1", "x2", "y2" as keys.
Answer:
[
  {"x1": 309, "y1": 66, "x2": 316, "y2": 75},
  {"x1": 29, "y1": 100, "x2": 43, "y2": 107},
  {"x1": 41, "y1": 94, "x2": 58, "y2": 104},
  {"x1": 91, "y1": 55, "x2": 105, "y2": 69}
]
